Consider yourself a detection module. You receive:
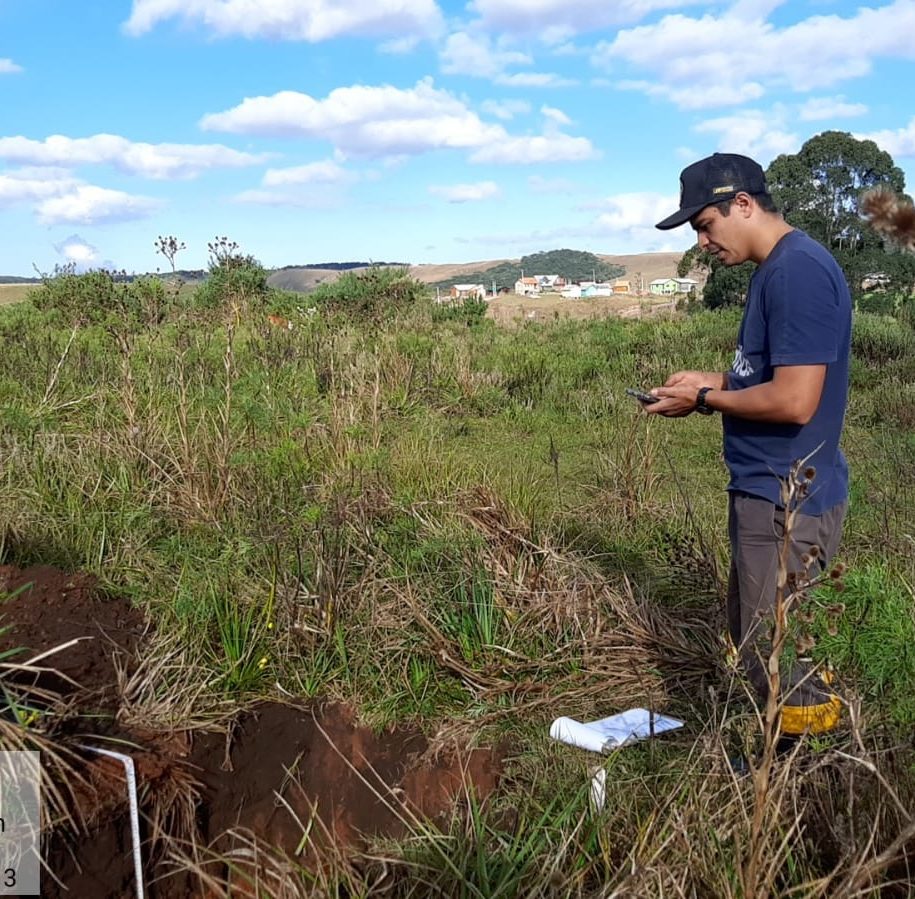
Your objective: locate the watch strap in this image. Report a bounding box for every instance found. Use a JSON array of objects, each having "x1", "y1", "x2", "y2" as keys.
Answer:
[{"x1": 696, "y1": 386, "x2": 715, "y2": 414}]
